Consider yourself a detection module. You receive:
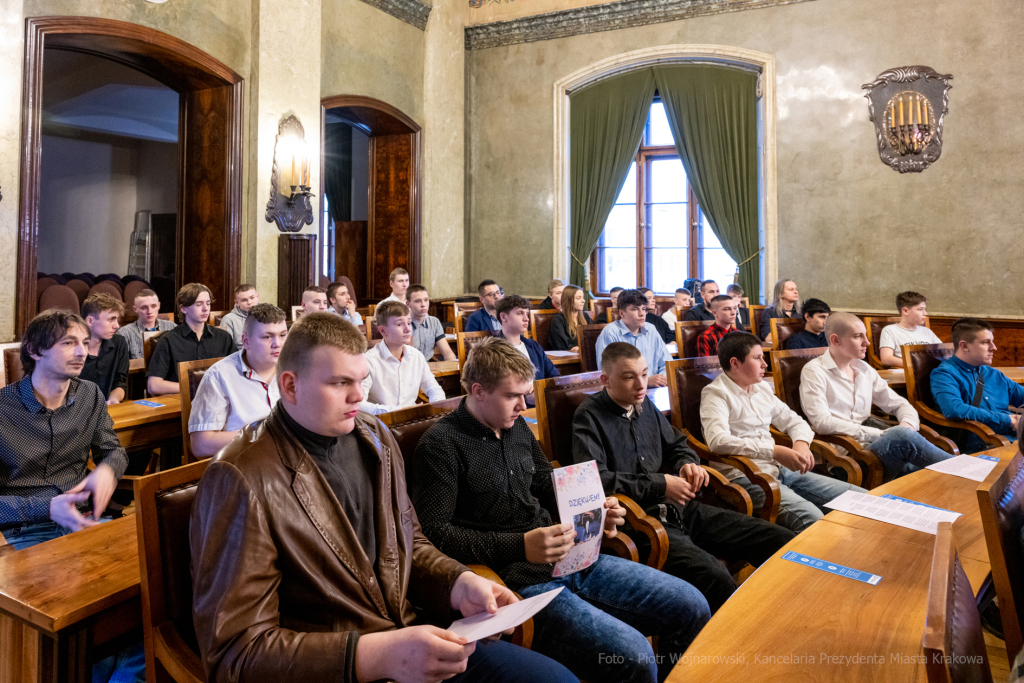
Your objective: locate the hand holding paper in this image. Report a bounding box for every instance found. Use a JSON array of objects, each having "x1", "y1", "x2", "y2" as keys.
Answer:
[
  {"x1": 449, "y1": 571, "x2": 521, "y2": 640},
  {"x1": 448, "y1": 588, "x2": 564, "y2": 643}
]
